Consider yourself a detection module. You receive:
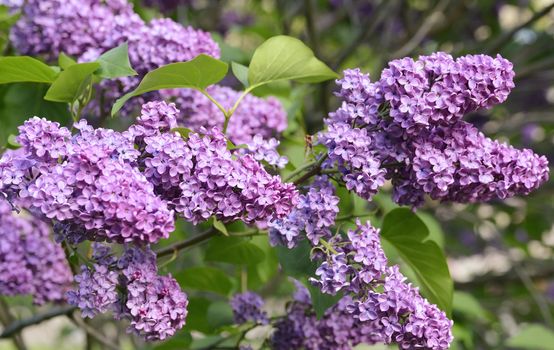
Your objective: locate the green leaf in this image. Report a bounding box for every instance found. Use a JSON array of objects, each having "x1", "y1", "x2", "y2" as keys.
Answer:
[
  {"x1": 44, "y1": 62, "x2": 100, "y2": 103},
  {"x1": 154, "y1": 333, "x2": 192, "y2": 350},
  {"x1": 453, "y1": 291, "x2": 489, "y2": 322},
  {"x1": 307, "y1": 283, "x2": 343, "y2": 319},
  {"x1": 172, "y1": 127, "x2": 194, "y2": 139},
  {"x1": 212, "y1": 217, "x2": 229, "y2": 236},
  {"x1": 94, "y1": 42, "x2": 137, "y2": 79},
  {"x1": 206, "y1": 301, "x2": 234, "y2": 329},
  {"x1": 0, "y1": 56, "x2": 58, "y2": 84},
  {"x1": 275, "y1": 240, "x2": 317, "y2": 279},
  {"x1": 205, "y1": 236, "x2": 265, "y2": 265},
  {"x1": 231, "y1": 62, "x2": 249, "y2": 88},
  {"x1": 6, "y1": 134, "x2": 20, "y2": 150},
  {"x1": 58, "y1": 53, "x2": 77, "y2": 70},
  {"x1": 175, "y1": 266, "x2": 233, "y2": 295},
  {"x1": 112, "y1": 54, "x2": 228, "y2": 116},
  {"x1": 381, "y1": 208, "x2": 453, "y2": 314},
  {"x1": 506, "y1": 324, "x2": 554, "y2": 350},
  {"x1": 248, "y1": 35, "x2": 337, "y2": 89},
  {"x1": 186, "y1": 297, "x2": 212, "y2": 333}
]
